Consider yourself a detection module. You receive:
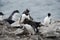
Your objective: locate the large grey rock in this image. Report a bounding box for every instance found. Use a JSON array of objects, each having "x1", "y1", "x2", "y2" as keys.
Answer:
[{"x1": 39, "y1": 20, "x2": 60, "y2": 38}]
